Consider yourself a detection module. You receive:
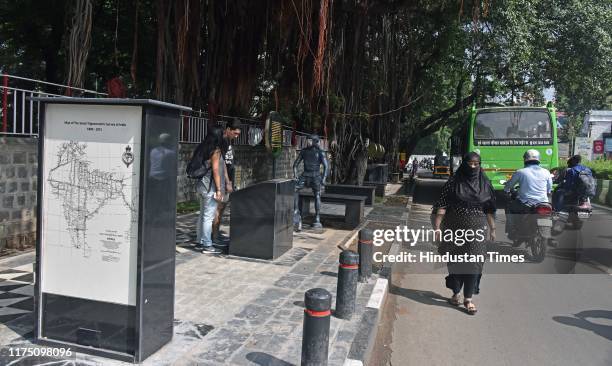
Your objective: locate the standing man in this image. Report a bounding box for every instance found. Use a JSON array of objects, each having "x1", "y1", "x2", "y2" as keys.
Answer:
[
  {"x1": 213, "y1": 118, "x2": 241, "y2": 246},
  {"x1": 411, "y1": 158, "x2": 419, "y2": 180},
  {"x1": 293, "y1": 134, "x2": 329, "y2": 231}
]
